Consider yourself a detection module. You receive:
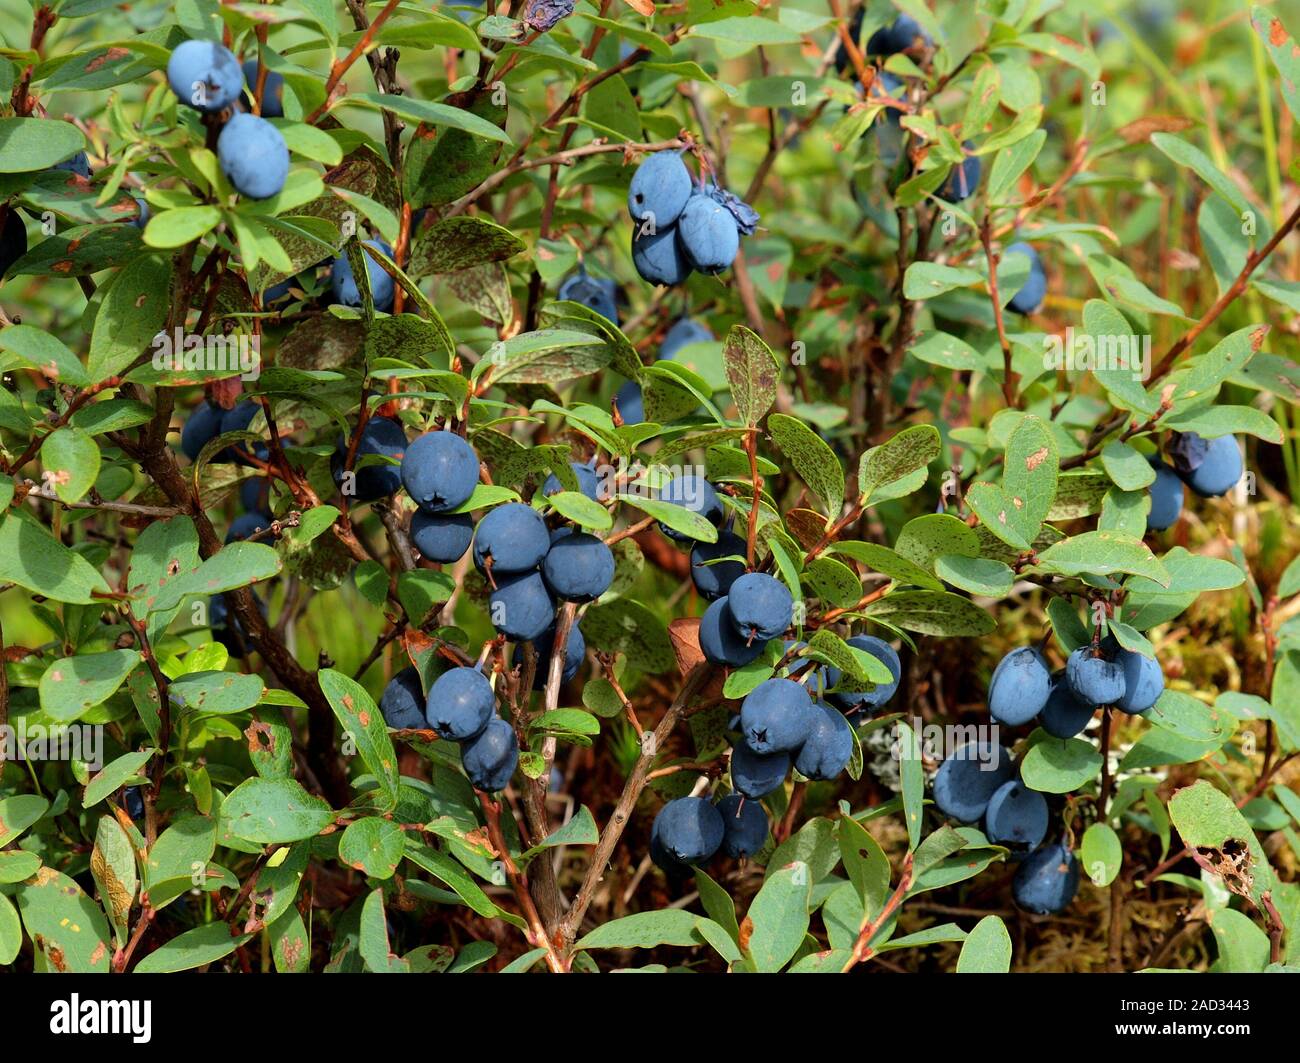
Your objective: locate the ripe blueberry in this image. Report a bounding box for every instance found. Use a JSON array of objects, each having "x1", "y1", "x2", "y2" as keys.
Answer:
[
  {"x1": 726, "y1": 572, "x2": 793, "y2": 643},
  {"x1": 0, "y1": 208, "x2": 27, "y2": 278},
  {"x1": 825, "y1": 634, "x2": 901, "y2": 714},
  {"x1": 240, "y1": 476, "x2": 270, "y2": 516},
  {"x1": 218, "y1": 112, "x2": 289, "y2": 200},
  {"x1": 730, "y1": 741, "x2": 790, "y2": 799},
  {"x1": 983, "y1": 780, "x2": 1049, "y2": 849},
  {"x1": 557, "y1": 270, "x2": 620, "y2": 324},
  {"x1": 658, "y1": 474, "x2": 723, "y2": 541},
  {"x1": 793, "y1": 702, "x2": 854, "y2": 780},
  {"x1": 938, "y1": 145, "x2": 981, "y2": 202},
  {"x1": 1039, "y1": 669, "x2": 1093, "y2": 738},
  {"x1": 53, "y1": 151, "x2": 91, "y2": 179},
  {"x1": 690, "y1": 528, "x2": 746, "y2": 601},
  {"x1": 652, "y1": 796, "x2": 724, "y2": 865},
  {"x1": 932, "y1": 741, "x2": 1015, "y2": 823},
  {"x1": 698, "y1": 596, "x2": 764, "y2": 667},
  {"x1": 330, "y1": 239, "x2": 395, "y2": 312},
  {"x1": 632, "y1": 223, "x2": 691, "y2": 286},
  {"x1": 226, "y1": 511, "x2": 269, "y2": 543},
  {"x1": 401, "y1": 430, "x2": 479, "y2": 513},
  {"x1": 513, "y1": 622, "x2": 585, "y2": 688},
  {"x1": 988, "y1": 646, "x2": 1052, "y2": 726},
  {"x1": 1004, "y1": 242, "x2": 1046, "y2": 315},
  {"x1": 1116, "y1": 647, "x2": 1163, "y2": 715},
  {"x1": 542, "y1": 460, "x2": 602, "y2": 502},
  {"x1": 660, "y1": 317, "x2": 713, "y2": 360},
  {"x1": 1012, "y1": 843, "x2": 1080, "y2": 914},
  {"x1": 676, "y1": 192, "x2": 740, "y2": 275},
  {"x1": 717, "y1": 794, "x2": 768, "y2": 859},
  {"x1": 488, "y1": 571, "x2": 556, "y2": 642},
  {"x1": 410, "y1": 510, "x2": 475, "y2": 563},
  {"x1": 474, "y1": 502, "x2": 550, "y2": 576},
  {"x1": 1066, "y1": 645, "x2": 1126, "y2": 706},
  {"x1": 180, "y1": 399, "x2": 224, "y2": 461},
  {"x1": 332, "y1": 415, "x2": 406, "y2": 502},
  {"x1": 866, "y1": 14, "x2": 932, "y2": 56},
  {"x1": 627, "y1": 150, "x2": 693, "y2": 229},
  {"x1": 167, "y1": 39, "x2": 244, "y2": 112},
  {"x1": 1147, "y1": 457, "x2": 1184, "y2": 530},
  {"x1": 124, "y1": 786, "x2": 145, "y2": 821},
  {"x1": 426, "y1": 665, "x2": 495, "y2": 741},
  {"x1": 379, "y1": 666, "x2": 426, "y2": 730},
  {"x1": 460, "y1": 716, "x2": 518, "y2": 792},
  {"x1": 740, "y1": 677, "x2": 816, "y2": 755},
  {"x1": 614, "y1": 380, "x2": 645, "y2": 425},
  {"x1": 241, "y1": 60, "x2": 285, "y2": 117},
  {"x1": 1168, "y1": 431, "x2": 1242, "y2": 497},
  {"x1": 218, "y1": 399, "x2": 270, "y2": 466},
  {"x1": 542, "y1": 531, "x2": 614, "y2": 603}
]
